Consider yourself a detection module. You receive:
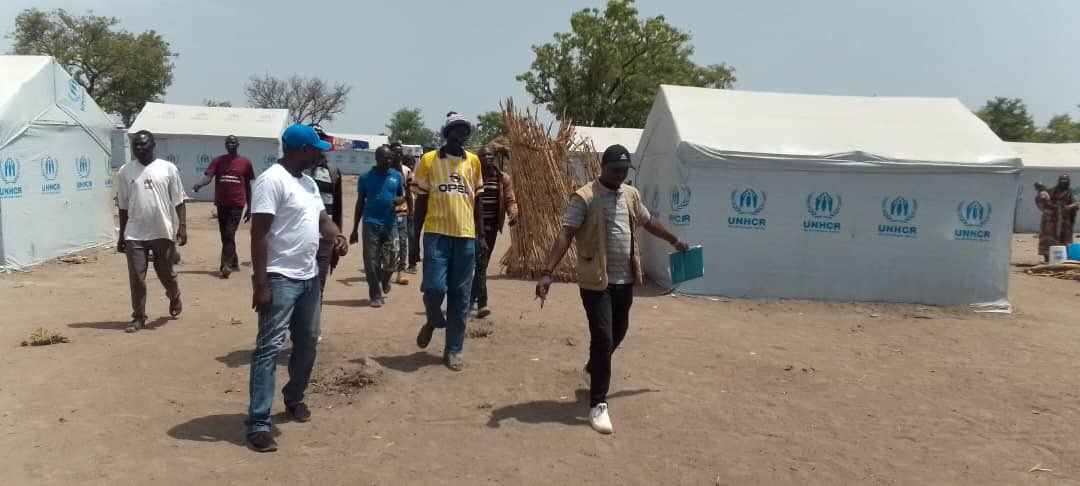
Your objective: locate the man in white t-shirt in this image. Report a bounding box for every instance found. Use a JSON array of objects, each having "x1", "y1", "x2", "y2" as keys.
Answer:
[
  {"x1": 116, "y1": 130, "x2": 187, "y2": 333},
  {"x1": 245, "y1": 124, "x2": 348, "y2": 453}
]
